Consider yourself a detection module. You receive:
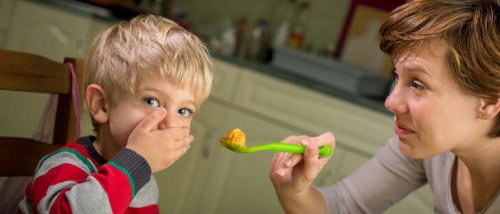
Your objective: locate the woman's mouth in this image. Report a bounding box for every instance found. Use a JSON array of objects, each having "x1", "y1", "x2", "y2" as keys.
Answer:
[{"x1": 394, "y1": 123, "x2": 414, "y2": 136}]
